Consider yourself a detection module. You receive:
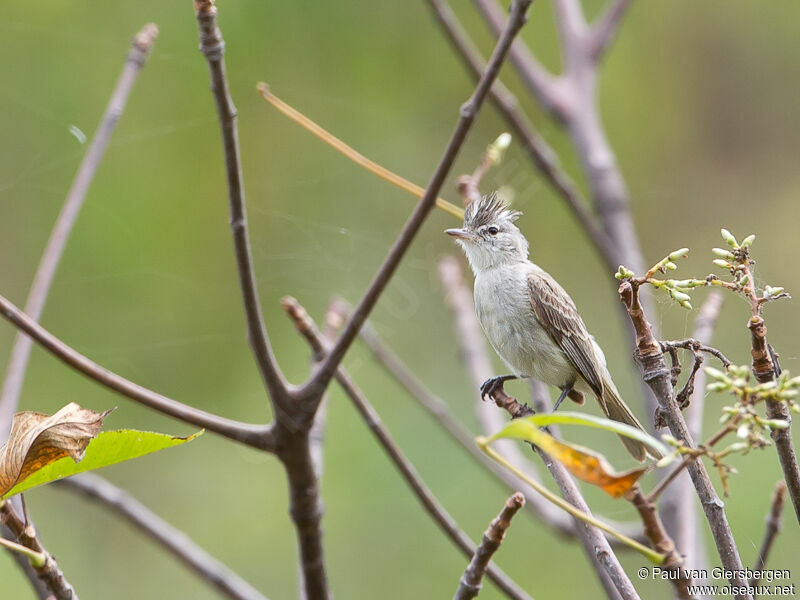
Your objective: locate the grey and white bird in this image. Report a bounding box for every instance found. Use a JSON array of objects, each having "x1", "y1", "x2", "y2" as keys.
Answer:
[{"x1": 446, "y1": 194, "x2": 654, "y2": 461}]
